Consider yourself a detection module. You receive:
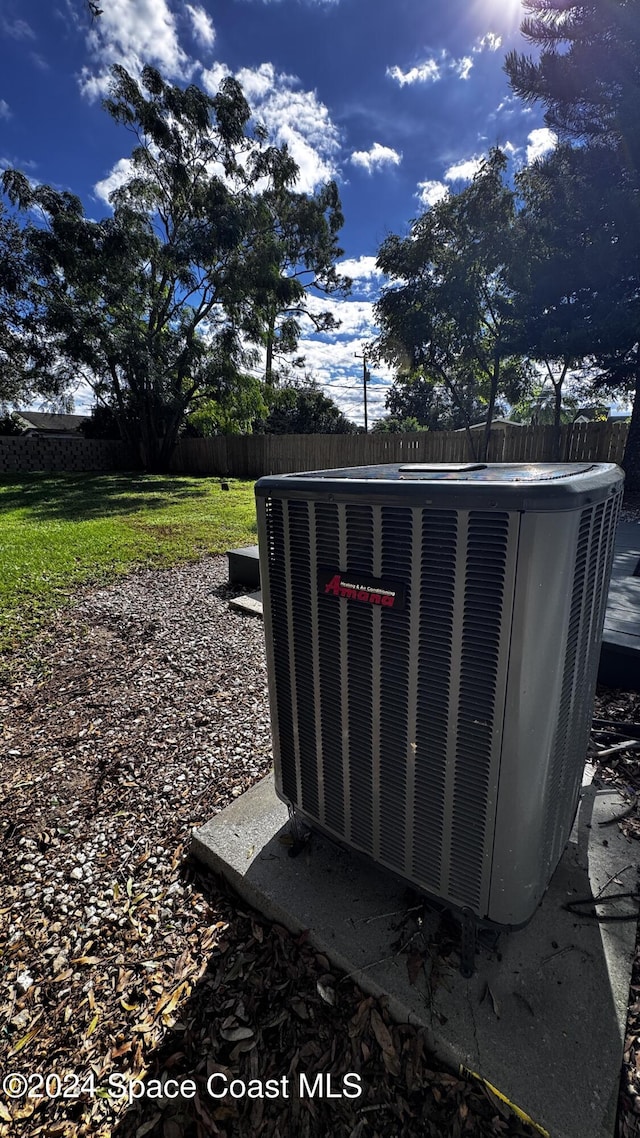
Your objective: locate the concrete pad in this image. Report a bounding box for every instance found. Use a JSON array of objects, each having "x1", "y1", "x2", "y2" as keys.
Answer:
[
  {"x1": 228, "y1": 590, "x2": 263, "y2": 617},
  {"x1": 192, "y1": 771, "x2": 640, "y2": 1138}
]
